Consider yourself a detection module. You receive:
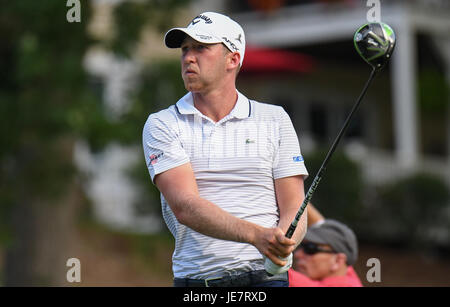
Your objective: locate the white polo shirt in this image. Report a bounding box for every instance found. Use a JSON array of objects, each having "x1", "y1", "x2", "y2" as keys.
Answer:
[{"x1": 142, "y1": 90, "x2": 308, "y2": 279}]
